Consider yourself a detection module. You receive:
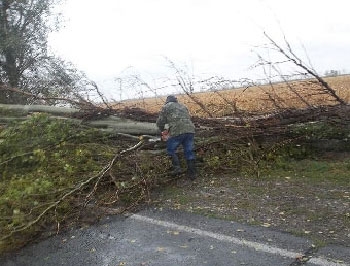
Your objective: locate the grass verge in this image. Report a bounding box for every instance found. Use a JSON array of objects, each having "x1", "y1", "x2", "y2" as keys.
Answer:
[{"x1": 154, "y1": 154, "x2": 350, "y2": 248}]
